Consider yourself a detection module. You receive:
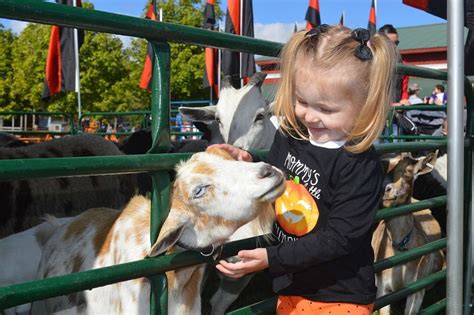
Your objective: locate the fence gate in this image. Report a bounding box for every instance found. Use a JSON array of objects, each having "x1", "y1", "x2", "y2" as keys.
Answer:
[{"x1": 0, "y1": 0, "x2": 472, "y2": 314}]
